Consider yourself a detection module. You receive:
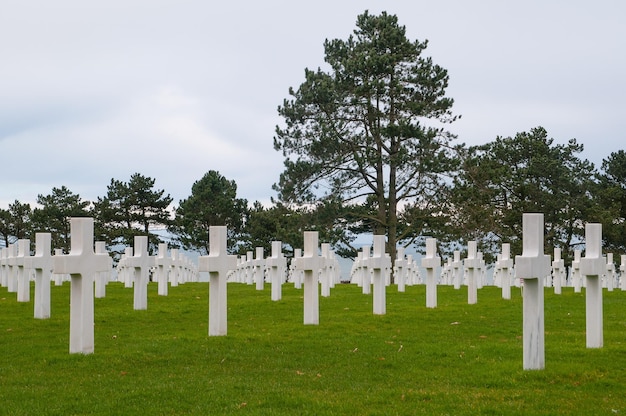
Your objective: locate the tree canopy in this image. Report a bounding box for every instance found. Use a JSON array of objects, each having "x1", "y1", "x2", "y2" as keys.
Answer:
[{"x1": 274, "y1": 10, "x2": 459, "y2": 268}]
